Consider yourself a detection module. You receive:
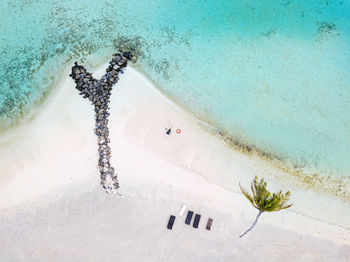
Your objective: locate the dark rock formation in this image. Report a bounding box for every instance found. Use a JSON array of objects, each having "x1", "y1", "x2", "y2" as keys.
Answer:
[{"x1": 69, "y1": 52, "x2": 136, "y2": 194}]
